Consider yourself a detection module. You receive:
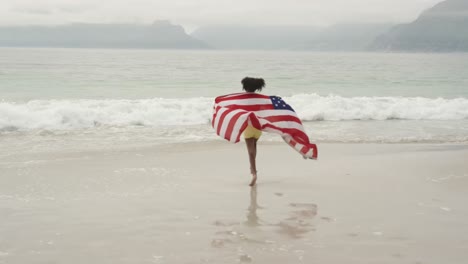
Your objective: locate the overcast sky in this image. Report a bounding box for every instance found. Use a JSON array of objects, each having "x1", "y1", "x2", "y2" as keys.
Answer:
[{"x1": 1, "y1": 0, "x2": 444, "y2": 31}]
